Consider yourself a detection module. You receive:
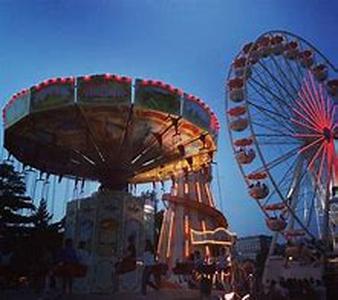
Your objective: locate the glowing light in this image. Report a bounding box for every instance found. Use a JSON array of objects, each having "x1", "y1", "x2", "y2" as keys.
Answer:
[
  {"x1": 184, "y1": 215, "x2": 189, "y2": 235},
  {"x1": 185, "y1": 240, "x2": 189, "y2": 257},
  {"x1": 201, "y1": 220, "x2": 210, "y2": 257},
  {"x1": 298, "y1": 137, "x2": 324, "y2": 154},
  {"x1": 157, "y1": 211, "x2": 167, "y2": 255},
  {"x1": 184, "y1": 214, "x2": 190, "y2": 257},
  {"x1": 190, "y1": 226, "x2": 235, "y2": 246},
  {"x1": 184, "y1": 182, "x2": 189, "y2": 194},
  {"x1": 172, "y1": 182, "x2": 178, "y2": 196},
  {"x1": 307, "y1": 143, "x2": 325, "y2": 171},
  {"x1": 204, "y1": 183, "x2": 214, "y2": 207},
  {"x1": 166, "y1": 211, "x2": 175, "y2": 258},
  {"x1": 291, "y1": 72, "x2": 336, "y2": 190}
]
